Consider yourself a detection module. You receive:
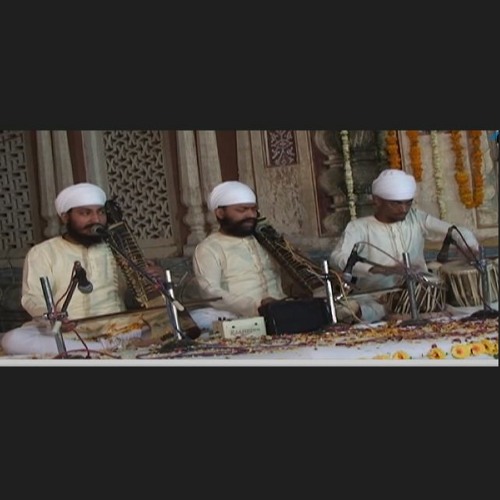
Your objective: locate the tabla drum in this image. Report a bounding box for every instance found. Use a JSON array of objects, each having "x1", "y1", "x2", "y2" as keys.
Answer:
[
  {"x1": 439, "y1": 259, "x2": 499, "y2": 307},
  {"x1": 381, "y1": 274, "x2": 447, "y2": 315}
]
